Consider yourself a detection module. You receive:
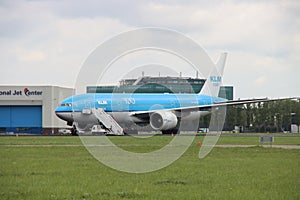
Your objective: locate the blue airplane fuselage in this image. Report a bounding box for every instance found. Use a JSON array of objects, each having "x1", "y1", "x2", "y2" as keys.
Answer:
[{"x1": 55, "y1": 93, "x2": 226, "y2": 113}]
